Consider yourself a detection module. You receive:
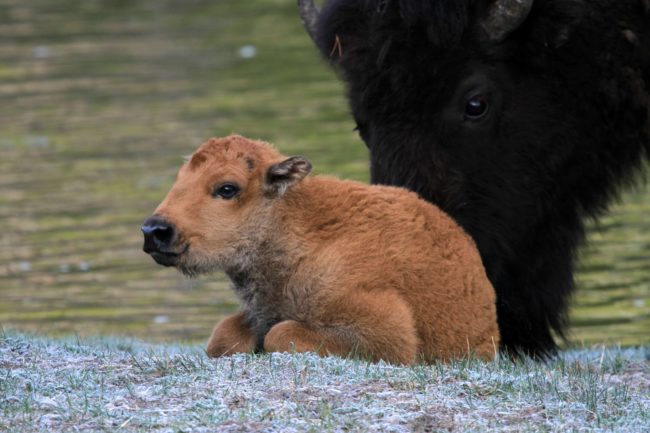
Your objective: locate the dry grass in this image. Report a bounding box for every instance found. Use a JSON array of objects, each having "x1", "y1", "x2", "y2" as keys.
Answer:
[{"x1": 1, "y1": 331, "x2": 648, "y2": 432}]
